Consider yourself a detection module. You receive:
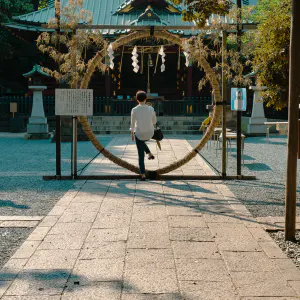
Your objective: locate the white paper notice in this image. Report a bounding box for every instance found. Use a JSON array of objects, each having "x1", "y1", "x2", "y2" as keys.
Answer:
[{"x1": 55, "y1": 89, "x2": 93, "y2": 116}]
